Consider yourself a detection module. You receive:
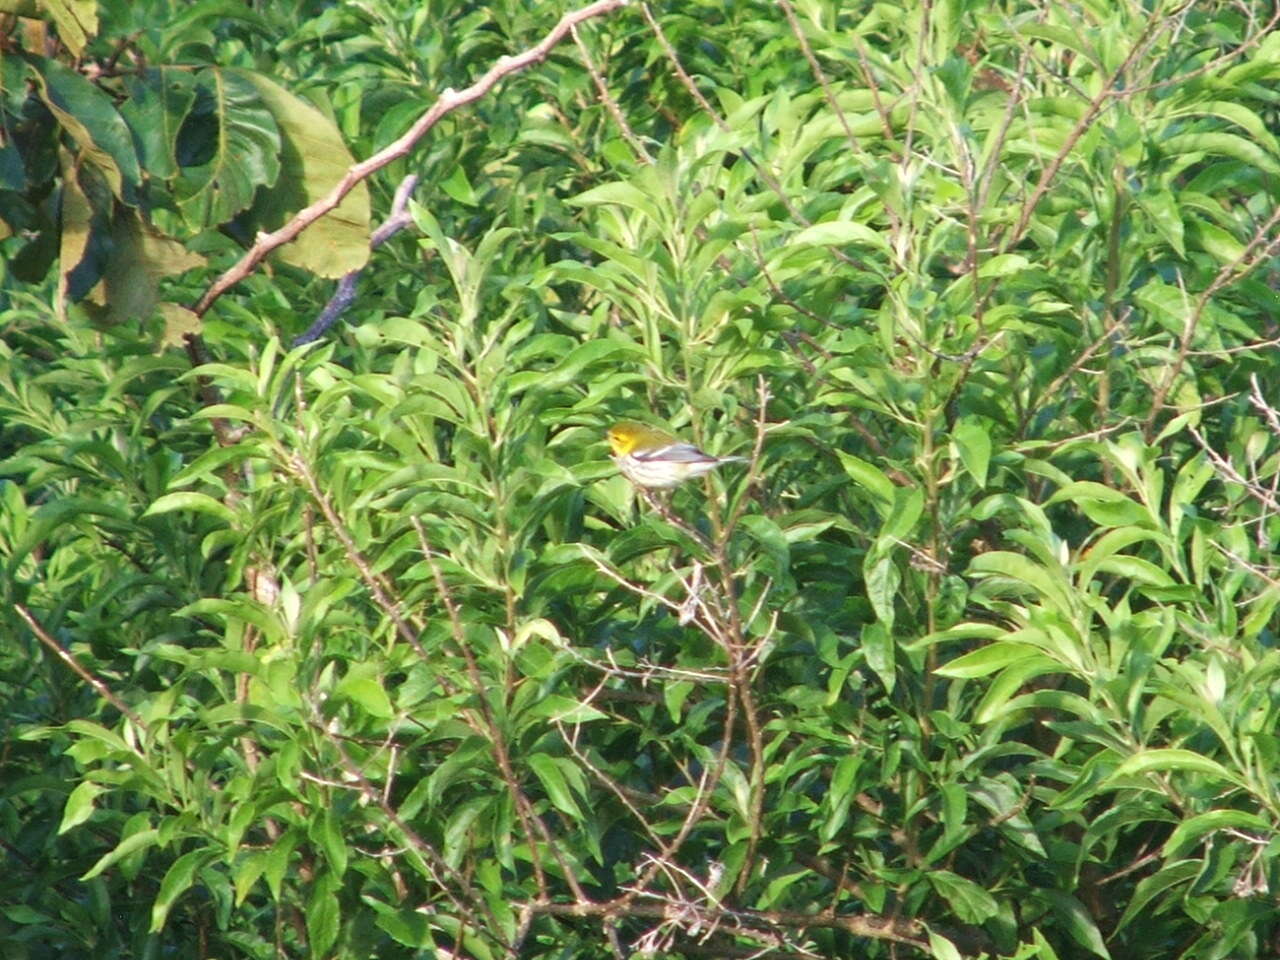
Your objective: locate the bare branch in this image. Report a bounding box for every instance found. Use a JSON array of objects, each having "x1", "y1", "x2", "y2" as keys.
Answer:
[
  {"x1": 528, "y1": 895, "x2": 929, "y2": 950},
  {"x1": 776, "y1": 0, "x2": 862, "y2": 156},
  {"x1": 293, "y1": 174, "x2": 421, "y2": 346}
]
